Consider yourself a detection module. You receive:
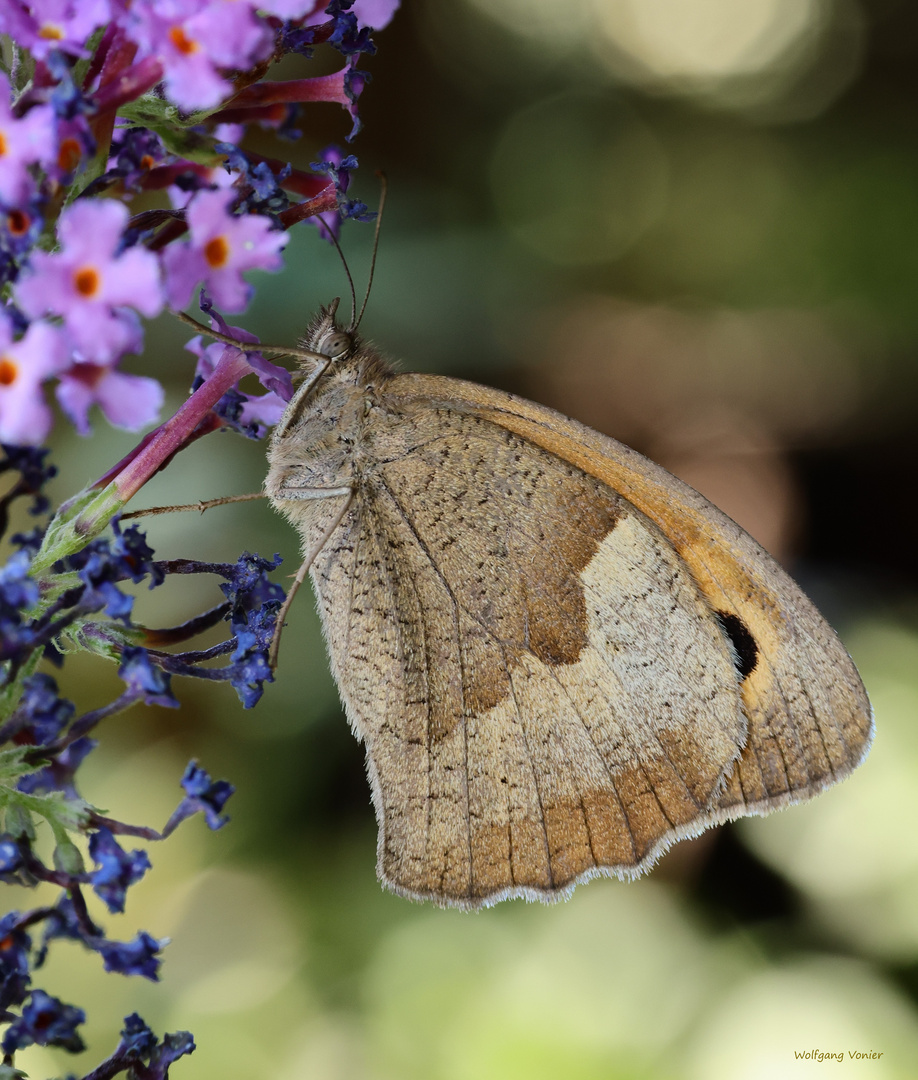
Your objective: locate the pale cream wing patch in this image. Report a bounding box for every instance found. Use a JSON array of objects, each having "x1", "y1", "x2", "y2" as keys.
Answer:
[{"x1": 310, "y1": 403, "x2": 749, "y2": 907}]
